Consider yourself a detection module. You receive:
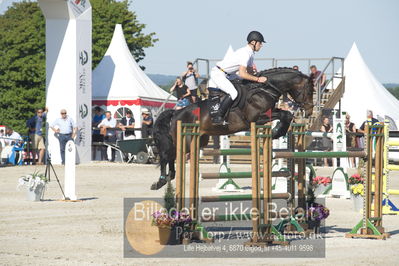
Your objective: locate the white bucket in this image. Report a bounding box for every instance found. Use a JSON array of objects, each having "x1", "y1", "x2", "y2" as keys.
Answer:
[
  {"x1": 26, "y1": 184, "x2": 45, "y2": 201},
  {"x1": 314, "y1": 184, "x2": 329, "y2": 197},
  {"x1": 351, "y1": 194, "x2": 364, "y2": 212}
]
